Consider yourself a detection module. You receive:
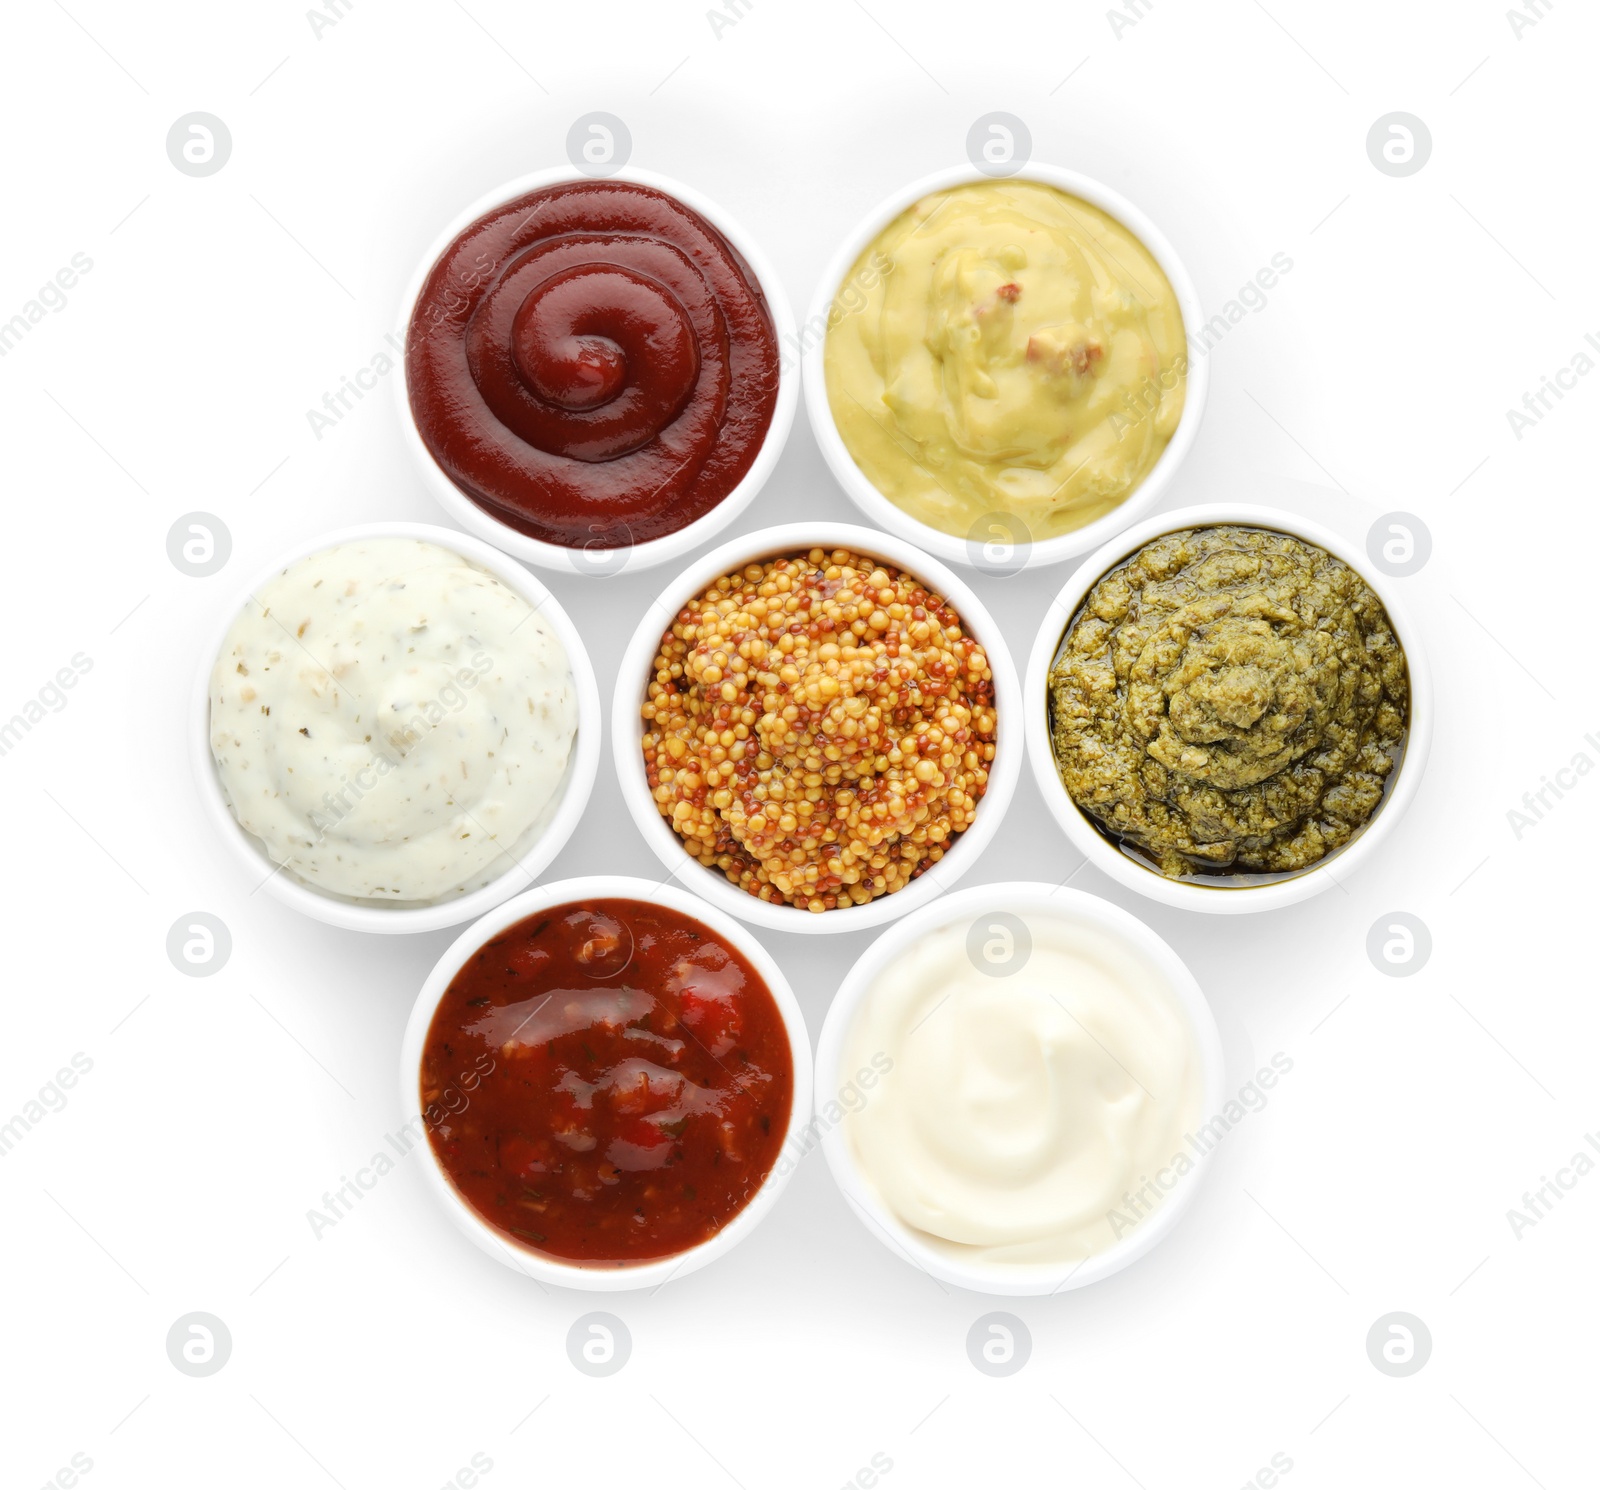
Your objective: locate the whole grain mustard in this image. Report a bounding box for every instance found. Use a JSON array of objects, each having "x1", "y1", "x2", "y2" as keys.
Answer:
[{"x1": 642, "y1": 549, "x2": 998, "y2": 913}]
